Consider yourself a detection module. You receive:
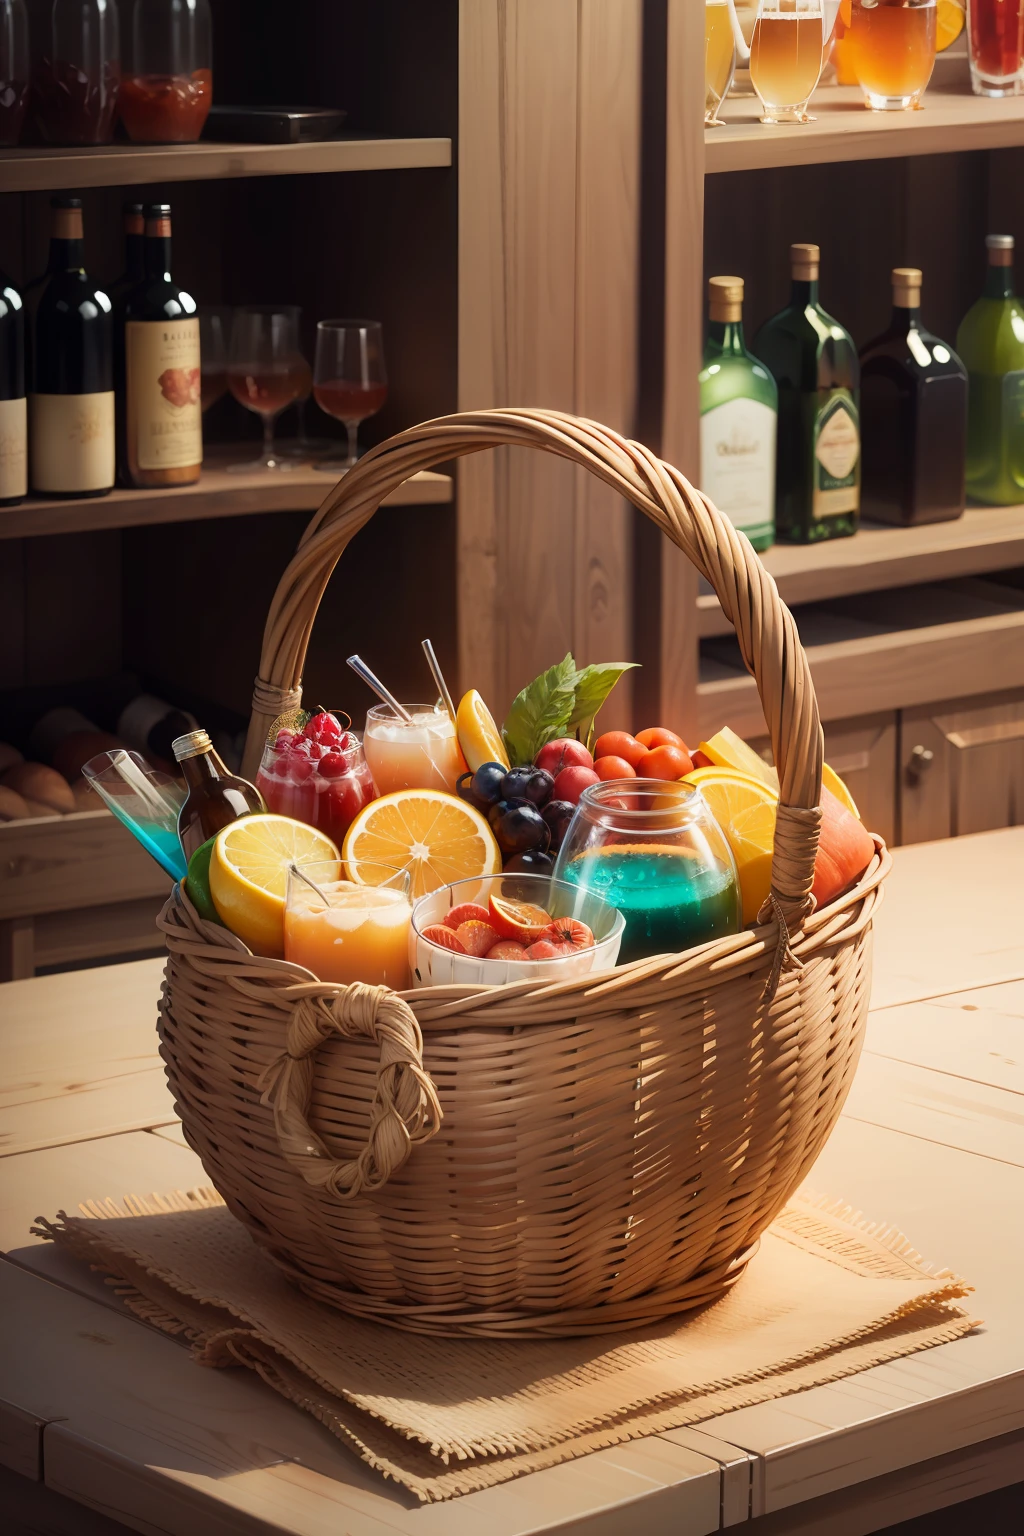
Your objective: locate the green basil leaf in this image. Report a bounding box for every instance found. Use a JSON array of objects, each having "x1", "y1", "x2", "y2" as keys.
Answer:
[
  {"x1": 567, "y1": 663, "x2": 639, "y2": 745},
  {"x1": 502, "y1": 652, "x2": 578, "y2": 765}
]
